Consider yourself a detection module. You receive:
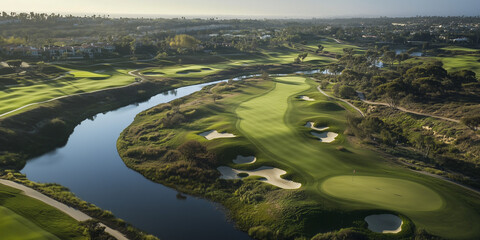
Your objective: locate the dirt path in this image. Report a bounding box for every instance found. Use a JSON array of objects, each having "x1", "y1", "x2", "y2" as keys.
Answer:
[
  {"x1": 315, "y1": 81, "x2": 460, "y2": 123},
  {"x1": 0, "y1": 179, "x2": 128, "y2": 240},
  {"x1": 360, "y1": 99, "x2": 460, "y2": 123},
  {"x1": 316, "y1": 85, "x2": 365, "y2": 117},
  {"x1": 0, "y1": 69, "x2": 146, "y2": 118},
  {"x1": 316, "y1": 82, "x2": 479, "y2": 196}
]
